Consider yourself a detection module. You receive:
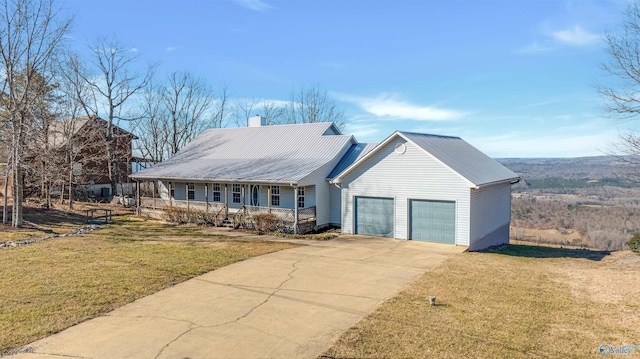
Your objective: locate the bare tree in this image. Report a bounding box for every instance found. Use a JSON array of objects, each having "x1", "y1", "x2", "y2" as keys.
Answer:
[
  {"x1": 164, "y1": 71, "x2": 215, "y2": 156},
  {"x1": 135, "y1": 72, "x2": 229, "y2": 164},
  {"x1": 67, "y1": 35, "x2": 154, "y2": 196},
  {"x1": 234, "y1": 97, "x2": 285, "y2": 127},
  {"x1": 284, "y1": 85, "x2": 345, "y2": 130},
  {"x1": 599, "y1": 1, "x2": 640, "y2": 168},
  {"x1": 0, "y1": 0, "x2": 71, "y2": 227}
]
